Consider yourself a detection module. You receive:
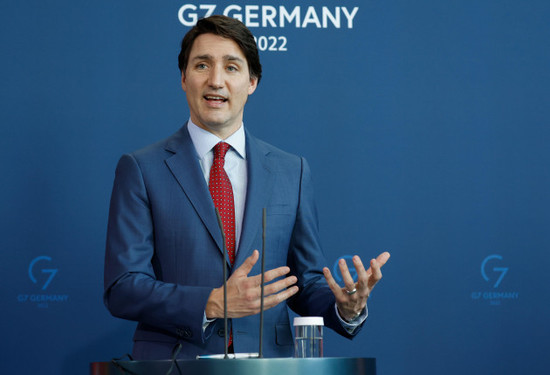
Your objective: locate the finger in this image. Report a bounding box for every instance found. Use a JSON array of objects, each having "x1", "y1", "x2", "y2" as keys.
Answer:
[
  {"x1": 368, "y1": 258, "x2": 383, "y2": 289},
  {"x1": 248, "y1": 265, "x2": 291, "y2": 286},
  {"x1": 352, "y1": 256, "x2": 369, "y2": 290},
  {"x1": 263, "y1": 275, "x2": 298, "y2": 296},
  {"x1": 262, "y1": 286, "x2": 299, "y2": 310},
  {"x1": 376, "y1": 251, "x2": 391, "y2": 267},
  {"x1": 263, "y1": 266, "x2": 292, "y2": 283},
  {"x1": 365, "y1": 251, "x2": 390, "y2": 277},
  {"x1": 234, "y1": 250, "x2": 259, "y2": 276},
  {"x1": 323, "y1": 267, "x2": 344, "y2": 298},
  {"x1": 338, "y1": 258, "x2": 356, "y2": 291}
]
